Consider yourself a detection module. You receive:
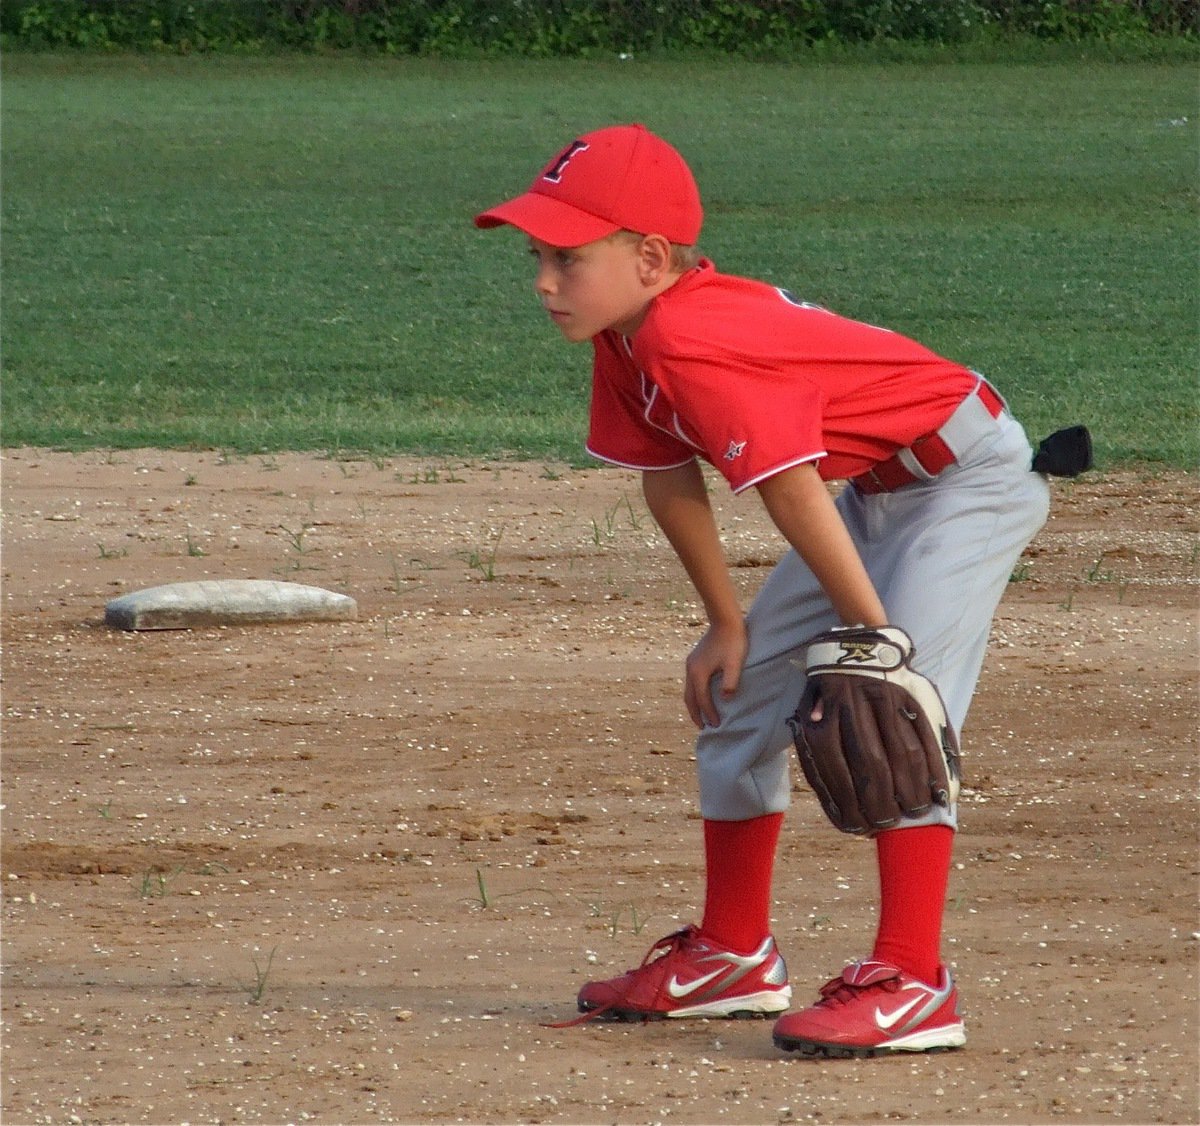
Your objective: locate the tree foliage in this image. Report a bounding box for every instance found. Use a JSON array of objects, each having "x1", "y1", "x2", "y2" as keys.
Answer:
[{"x1": 2, "y1": 0, "x2": 1196, "y2": 55}]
